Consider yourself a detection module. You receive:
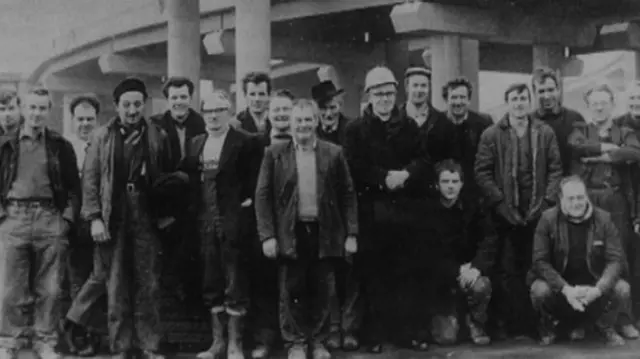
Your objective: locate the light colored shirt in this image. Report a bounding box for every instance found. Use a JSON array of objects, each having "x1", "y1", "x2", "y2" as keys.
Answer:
[
  {"x1": 68, "y1": 135, "x2": 89, "y2": 171},
  {"x1": 406, "y1": 102, "x2": 429, "y2": 127},
  {"x1": 202, "y1": 129, "x2": 229, "y2": 170},
  {"x1": 295, "y1": 140, "x2": 318, "y2": 219},
  {"x1": 176, "y1": 126, "x2": 187, "y2": 159},
  {"x1": 7, "y1": 130, "x2": 53, "y2": 199}
]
